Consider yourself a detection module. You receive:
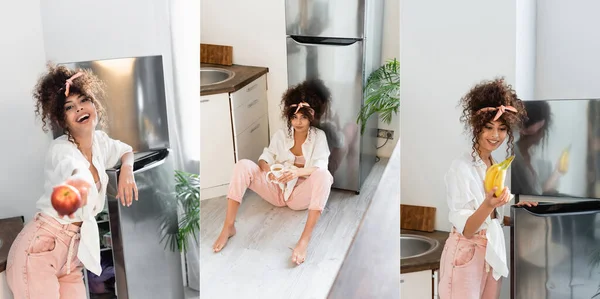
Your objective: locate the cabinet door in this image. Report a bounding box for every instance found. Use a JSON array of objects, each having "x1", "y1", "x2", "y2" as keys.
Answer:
[
  {"x1": 235, "y1": 115, "x2": 269, "y2": 162},
  {"x1": 230, "y1": 75, "x2": 268, "y2": 136},
  {"x1": 200, "y1": 93, "x2": 235, "y2": 190},
  {"x1": 401, "y1": 270, "x2": 433, "y2": 299}
]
